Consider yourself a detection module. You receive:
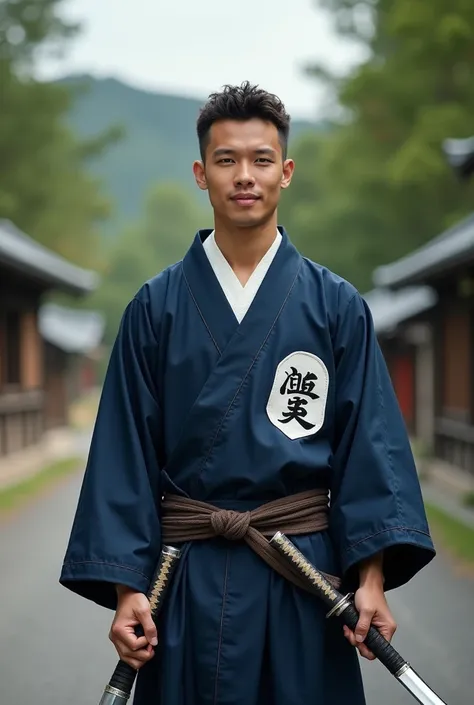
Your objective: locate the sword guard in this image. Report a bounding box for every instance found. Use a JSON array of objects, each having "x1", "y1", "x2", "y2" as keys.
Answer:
[{"x1": 326, "y1": 593, "x2": 353, "y2": 619}]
